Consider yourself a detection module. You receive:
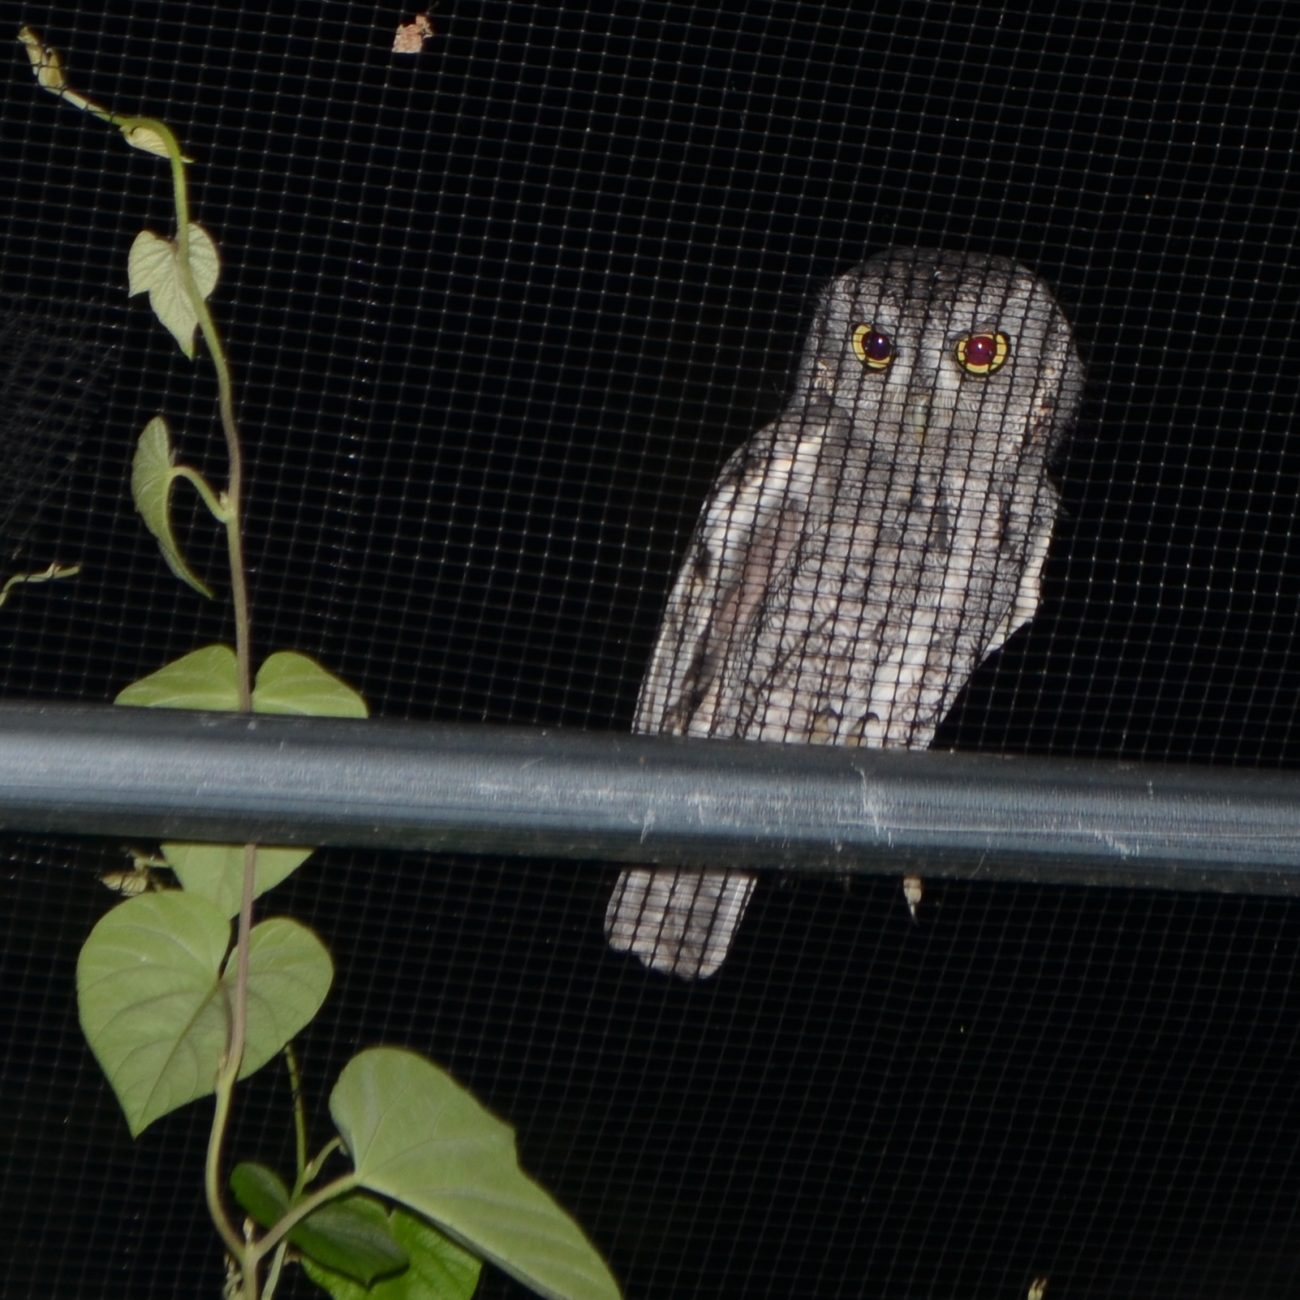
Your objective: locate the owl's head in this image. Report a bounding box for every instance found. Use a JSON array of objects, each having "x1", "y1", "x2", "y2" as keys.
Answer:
[{"x1": 797, "y1": 248, "x2": 1085, "y2": 461}]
